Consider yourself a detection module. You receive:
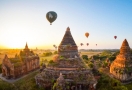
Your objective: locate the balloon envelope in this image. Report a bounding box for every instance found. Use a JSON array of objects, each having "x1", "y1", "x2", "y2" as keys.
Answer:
[
  {"x1": 85, "y1": 32, "x2": 89, "y2": 38},
  {"x1": 46, "y1": 11, "x2": 57, "y2": 25},
  {"x1": 114, "y1": 36, "x2": 117, "y2": 39},
  {"x1": 86, "y1": 43, "x2": 89, "y2": 46},
  {"x1": 80, "y1": 43, "x2": 83, "y2": 46}
]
